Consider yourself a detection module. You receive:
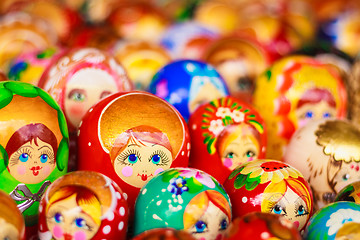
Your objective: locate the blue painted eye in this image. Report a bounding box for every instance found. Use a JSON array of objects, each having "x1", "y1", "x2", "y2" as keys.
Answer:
[
  {"x1": 195, "y1": 220, "x2": 207, "y2": 233},
  {"x1": 19, "y1": 153, "x2": 29, "y2": 162},
  {"x1": 323, "y1": 112, "x2": 331, "y2": 118},
  {"x1": 127, "y1": 154, "x2": 138, "y2": 164},
  {"x1": 220, "y1": 219, "x2": 228, "y2": 230},
  {"x1": 40, "y1": 154, "x2": 48, "y2": 163},
  {"x1": 297, "y1": 205, "x2": 305, "y2": 215},
  {"x1": 54, "y1": 213, "x2": 63, "y2": 223},
  {"x1": 152, "y1": 154, "x2": 161, "y2": 164},
  {"x1": 272, "y1": 205, "x2": 284, "y2": 215},
  {"x1": 226, "y1": 152, "x2": 234, "y2": 159},
  {"x1": 305, "y1": 111, "x2": 313, "y2": 118},
  {"x1": 75, "y1": 218, "x2": 86, "y2": 228}
]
